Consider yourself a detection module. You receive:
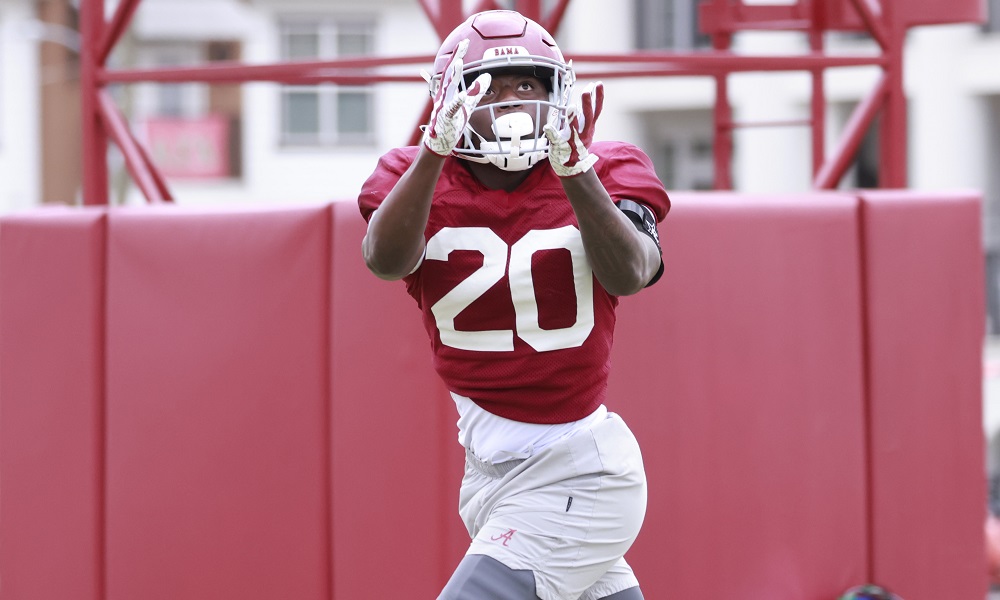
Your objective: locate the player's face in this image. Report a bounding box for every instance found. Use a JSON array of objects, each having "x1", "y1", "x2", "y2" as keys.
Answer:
[{"x1": 468, "y1": 72, "x2": 549, "y2": 143}]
